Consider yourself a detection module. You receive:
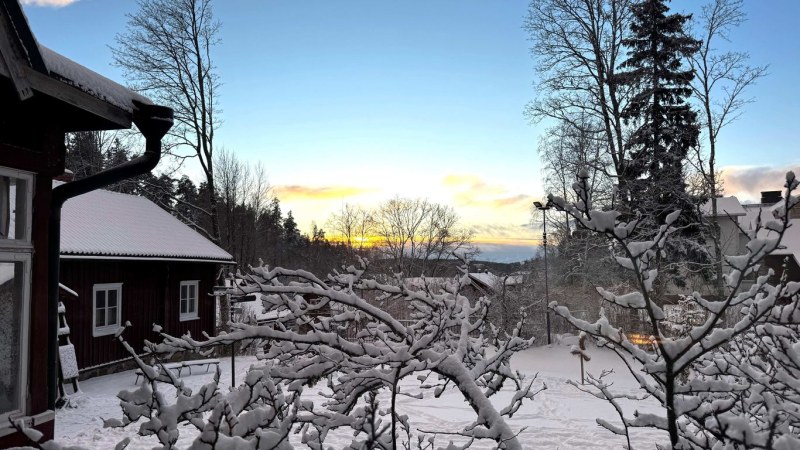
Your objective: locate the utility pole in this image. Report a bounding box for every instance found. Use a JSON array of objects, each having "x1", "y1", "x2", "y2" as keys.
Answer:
[{"x1": 534, "y1": 200, "x2": 553, "y2": 344}]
